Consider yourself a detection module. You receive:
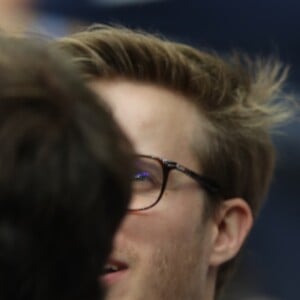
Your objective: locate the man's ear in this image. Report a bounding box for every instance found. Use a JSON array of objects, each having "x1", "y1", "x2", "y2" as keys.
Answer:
[{"x1": 209, "y1": 198, "x2": 253, "y2": 266}]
